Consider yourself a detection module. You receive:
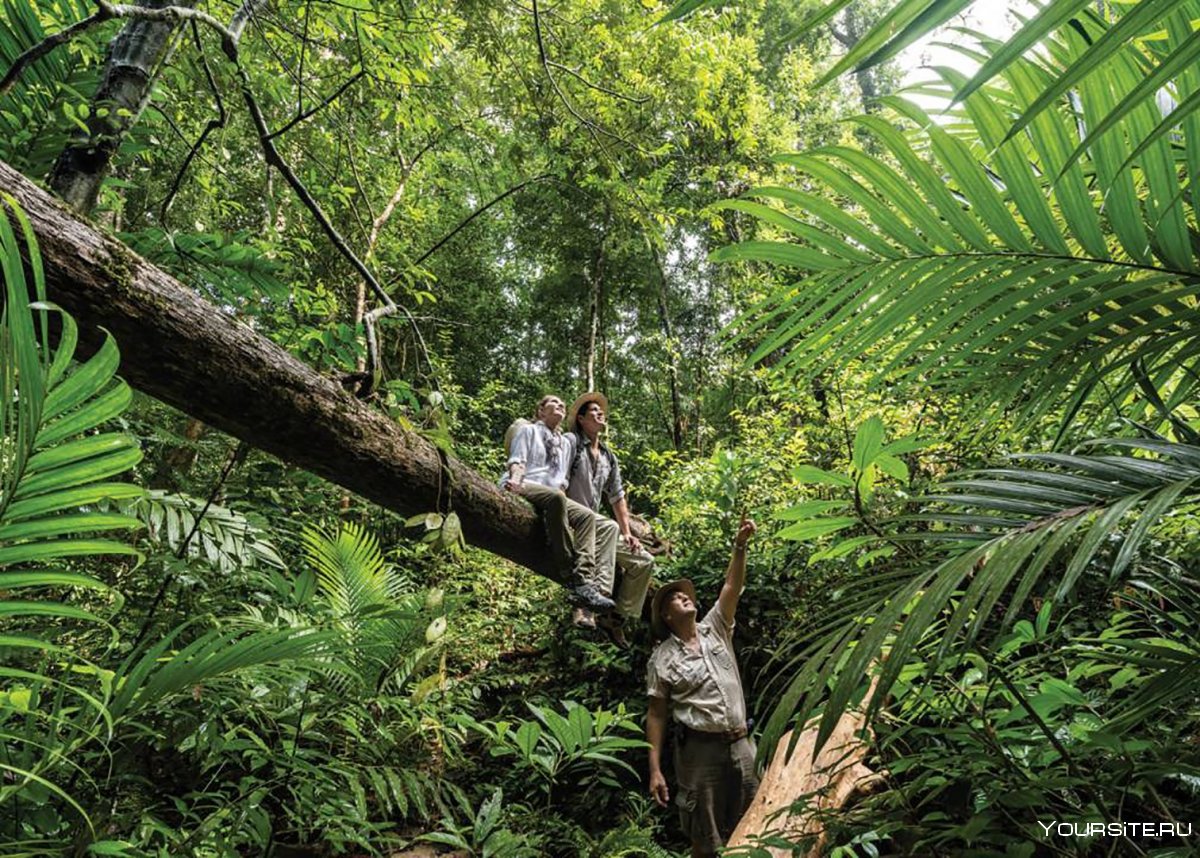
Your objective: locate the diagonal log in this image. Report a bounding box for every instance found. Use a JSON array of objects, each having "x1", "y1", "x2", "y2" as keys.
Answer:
[{"x1": 0, "y1": 159, "x2": 554, "y2": 576}]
